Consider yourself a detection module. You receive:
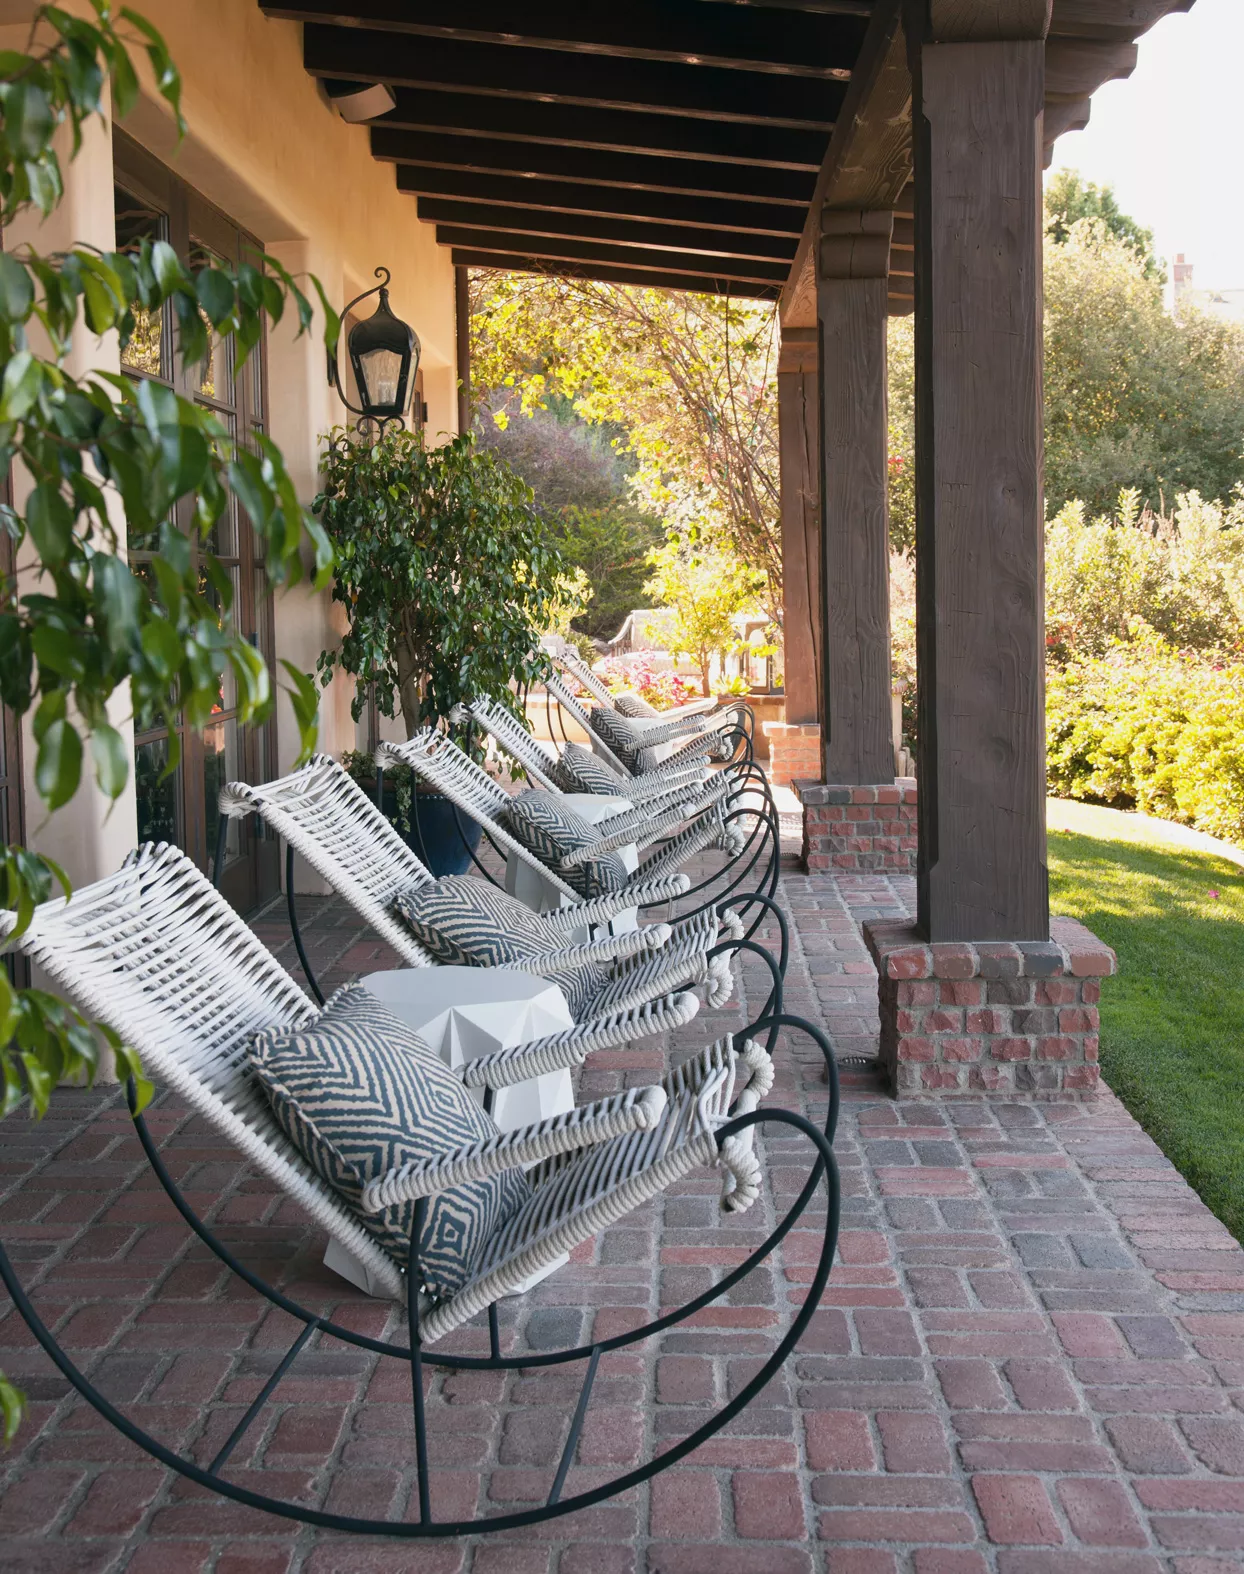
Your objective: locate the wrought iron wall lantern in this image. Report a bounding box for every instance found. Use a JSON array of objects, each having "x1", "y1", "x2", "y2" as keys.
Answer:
[{"x1": 327, "y1": 266, "x2": 420, "y2": 432}]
